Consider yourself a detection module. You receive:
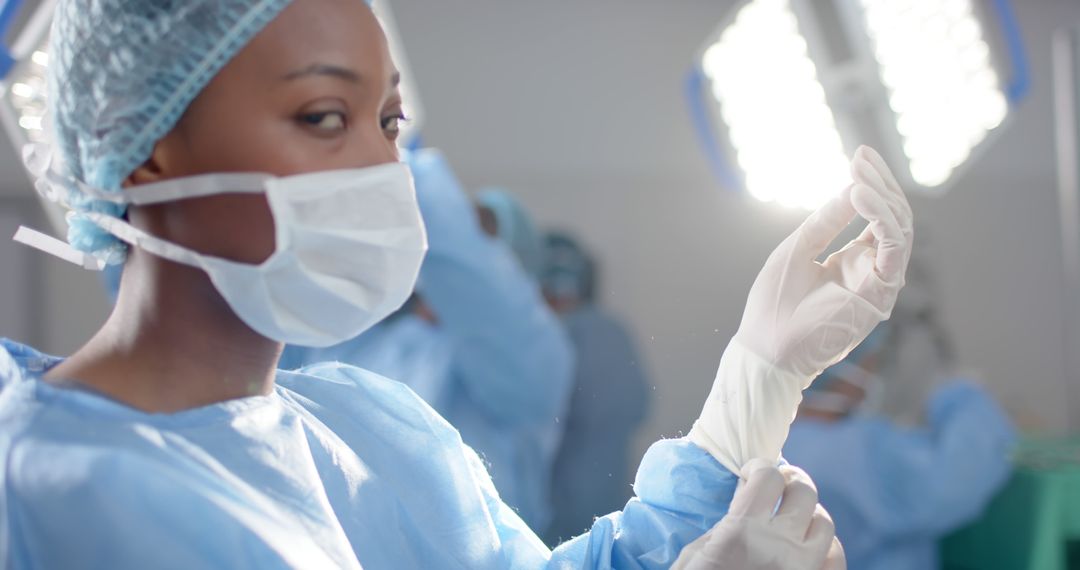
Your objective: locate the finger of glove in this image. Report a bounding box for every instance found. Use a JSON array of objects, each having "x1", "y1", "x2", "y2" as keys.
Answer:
[
  {"x1": 851, "y1": 219, "x2": 911, "y2": 287},
  {"x1": 850, "y1": 183, "x2": 906, "y2": 282},
  {"x1": 821, "y1": 537, "x2": 847, "y2": 570},
  {"x1": 855, "y1": 146, "x2": 909, "y2": 213},
  {"x1": 773, "y1": 465, "x2": 820, "y2": 533},
  {"x1": 851, "y1": 157, "x2": 911, "y2": 234},
  {"x1": 789, "y1": 185, "x2": 857, "y2": 261},
  {"x1": 730, "y1": 458, "x2": 786, "y2": 517},
  {"x1": 859, "y1": 147, "x2": 917, "y2": 275},
  {"x1": 803, "y1": 504, "x2": 837, "y2": 565}
]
